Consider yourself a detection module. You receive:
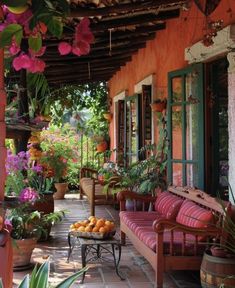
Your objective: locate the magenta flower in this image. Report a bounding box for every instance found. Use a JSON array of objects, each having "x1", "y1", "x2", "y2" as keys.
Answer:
[
  {"x1": 58, "y1": 42, "x2": 72, "y2": 55},
  {"x1": 13, "y1": 53, "x2": 31, "y2": 71},
  {"x1": 75, "y1": 17, "x2": 94, "y2": 44},
  {"x1": 19, "y1": 187, "x2": 39, "y2": 203},
  {"x1": 28, "y1": 57, "x2": 46, "y2": 73},
  {"x1": 9, "y1": 39, "x2": 20, "y2": 55}
]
